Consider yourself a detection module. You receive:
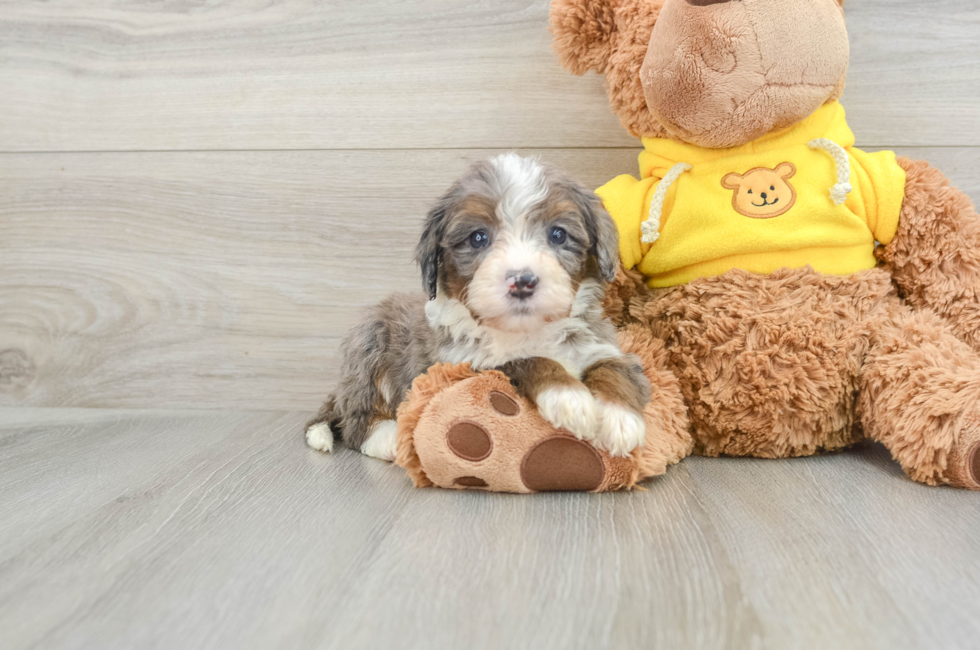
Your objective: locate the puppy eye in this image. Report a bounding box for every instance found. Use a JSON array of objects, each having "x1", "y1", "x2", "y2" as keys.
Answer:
[
  {"x1": 548, "y1": 226, "x2": 567, "y2": 246},
  {"x1": 469, "y1": 230, "x2": 490, "y2": 249}
]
